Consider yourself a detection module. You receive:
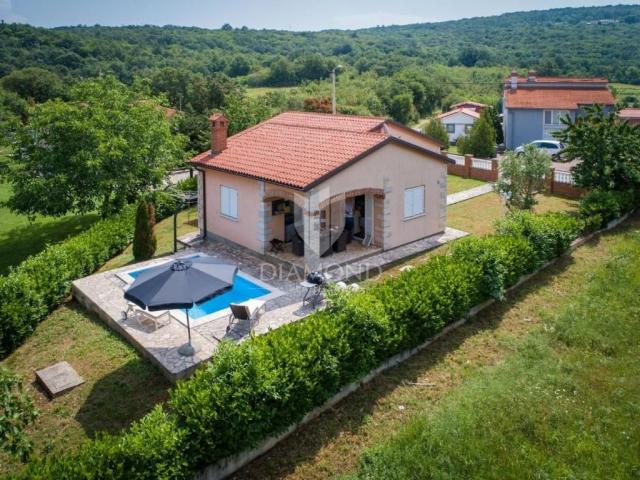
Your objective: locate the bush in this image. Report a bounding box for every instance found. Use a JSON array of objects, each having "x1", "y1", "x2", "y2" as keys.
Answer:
[
  {"x1": 450, "y1": 235, "x2": 536, "y2": 300},
  {"x1": 579, "y1": 189, "x2": 637, "y2": 229},
  {"x1": 495, "y1": 211, "x2": 581, "y2": 266},
  {"x1": 133, "y1": 199, "x2": 157, "y2": 261},
  {"x1": 175, "y1": 176, "x2": 197, "y2": 192},
  {"x1": 423, "y1": 118, "x2": 450, "y2": 149},
  {"x1": 0, "y1": 368, "x2": 38, "y2": 462},
  {"x1": 149, "y1": 190, "x2": 179, "y2": 221},
  {"x1": 0, "y1": 206, "x2": 135, "y2": 356},
  {"x1": 460, "y1": 109, "x2": 496, "y2": 159}
]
